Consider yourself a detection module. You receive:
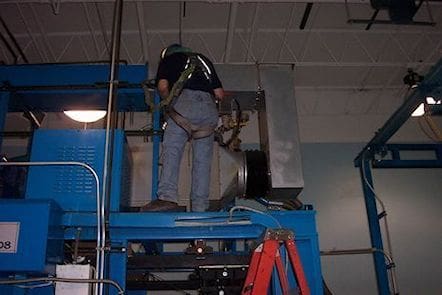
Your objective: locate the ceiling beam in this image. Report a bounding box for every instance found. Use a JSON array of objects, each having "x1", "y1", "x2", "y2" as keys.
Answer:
[
  {"x1": 216, "y1": 61, "x2": 436, "y2": 67},
  {"x1": 136, "y1": 1, "x2": 149, "y2": 63},
  {"x1": 223, "y1": 2, "x2": 238, "y2": 63},
  {"x1": 16, "y1": 3, "x2": 46, "y2": 62},
  {"x1": 82, "y1": 2, "x2": 101, "y2": 58},
  {"x1": 3, "y1": 0, "x2": 442, "y2": 3},
  {"x1": 278, "y1": 3, "x2": 298, "y2": 62},
  {"x1": 0, "y1": 0, "x2": 373, "y2": 3},
  {"x1": 29, "y1": 3, "x2": 57, "y2": 62},
  {"x1": 95, "y1": 2, "x2": 110, "y2": 58},
  {"x1": 245, "y1": 2, "x2": 259, "y2": 62},
  {"x1": 8, "y1": 28, "x2": 442, "y2": 36}
]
